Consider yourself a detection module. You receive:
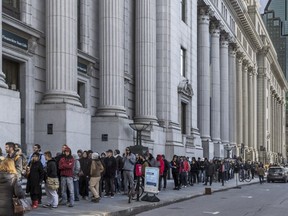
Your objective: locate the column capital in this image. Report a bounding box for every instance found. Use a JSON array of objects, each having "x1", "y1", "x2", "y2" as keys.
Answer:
[
  {"x1": 220, "y1": 34, "x2": 229, "y2": 47},
  {"x1": 209, "y1": 21, "x2": 221, "y2": 36},
  {"x1": 198, "y1": 6, "x2": 210, "y2": 24}
]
